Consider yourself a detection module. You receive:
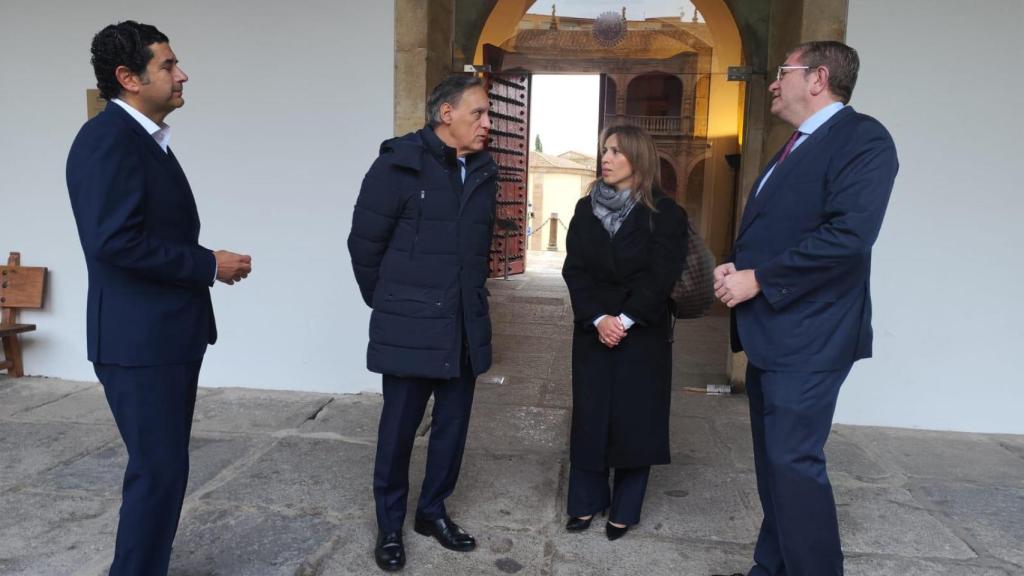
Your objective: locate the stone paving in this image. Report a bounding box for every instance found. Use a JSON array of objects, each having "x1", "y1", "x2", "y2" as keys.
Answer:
[{"x1": 1, "y1": 263, "x2": 1022, "y2": 575}]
